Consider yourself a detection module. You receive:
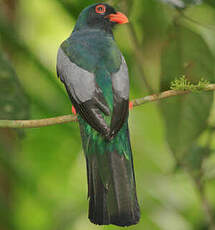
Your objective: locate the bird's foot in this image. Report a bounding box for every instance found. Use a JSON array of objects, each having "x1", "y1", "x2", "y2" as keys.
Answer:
[
  {"x1": 129, "y1": 101, "x2": 133, "y2": 110},
  {"x1": 72, "y1": 106, "x2": 77, "y2": 115}
]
